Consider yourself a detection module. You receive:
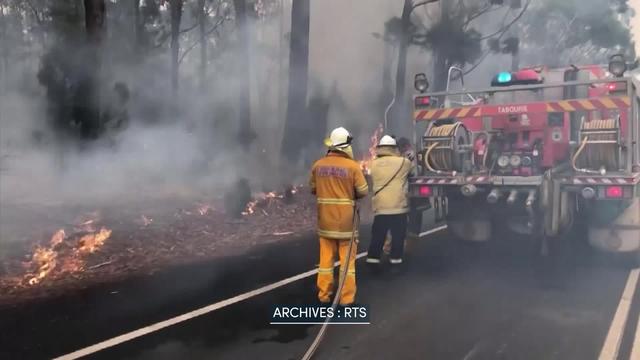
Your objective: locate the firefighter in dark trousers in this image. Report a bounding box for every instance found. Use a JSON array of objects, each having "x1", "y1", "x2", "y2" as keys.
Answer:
[
  {"x1": 366, "y1": 135, "x2": 414, "y2": 268},
  {"x1": 310, "y1": 127, "x2": 368, "y2": 305}
]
